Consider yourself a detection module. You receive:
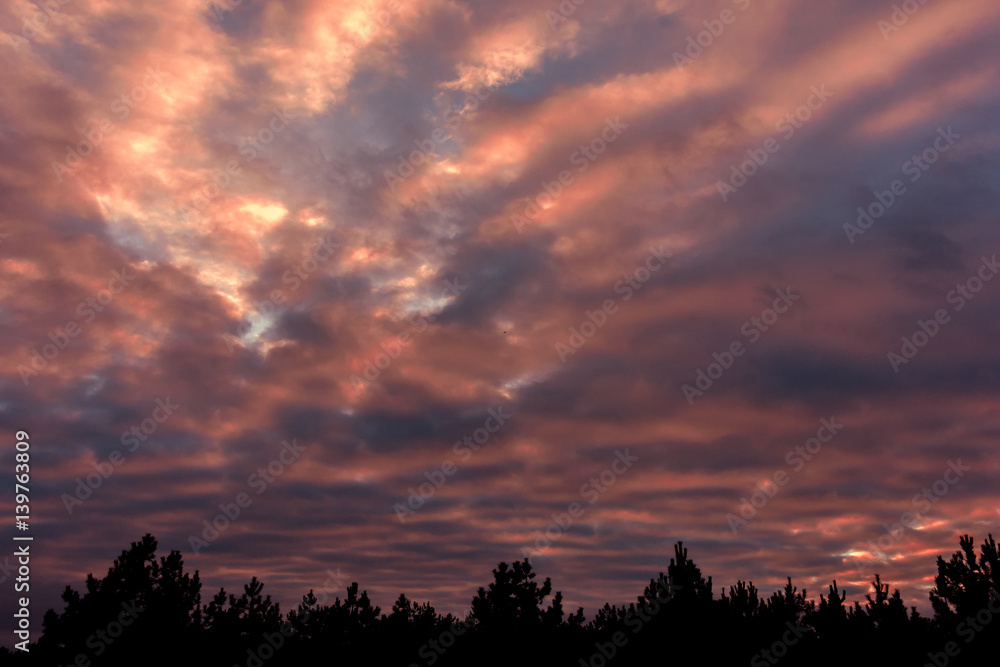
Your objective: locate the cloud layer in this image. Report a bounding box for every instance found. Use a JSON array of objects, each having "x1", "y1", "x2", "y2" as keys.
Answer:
[{"x1": 1, "y1": 0, "x2": 999, "y2": 635}]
